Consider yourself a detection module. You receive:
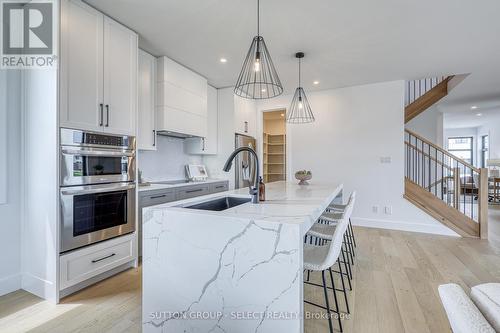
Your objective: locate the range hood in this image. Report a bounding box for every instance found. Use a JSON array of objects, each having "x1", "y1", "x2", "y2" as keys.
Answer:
[{"x1": 155, "y1": 130, "x2": 202, "y2": 139}]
